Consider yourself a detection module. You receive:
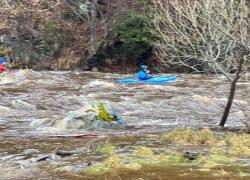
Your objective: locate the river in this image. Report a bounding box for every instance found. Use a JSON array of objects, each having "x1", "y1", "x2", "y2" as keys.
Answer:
[{"x1": 0, "y1": 70, "x2": 249, "y2": 179}]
